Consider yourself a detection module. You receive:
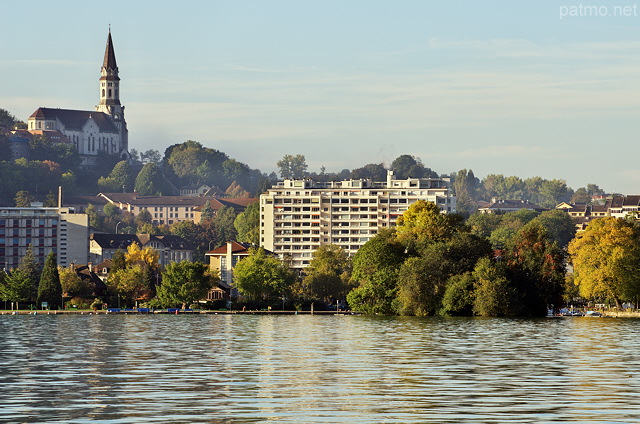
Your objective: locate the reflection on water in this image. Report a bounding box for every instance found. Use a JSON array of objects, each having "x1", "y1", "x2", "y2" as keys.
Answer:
[{"x1": 1, "y1": 315, "x2": 640, "y2": 423}]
